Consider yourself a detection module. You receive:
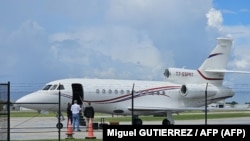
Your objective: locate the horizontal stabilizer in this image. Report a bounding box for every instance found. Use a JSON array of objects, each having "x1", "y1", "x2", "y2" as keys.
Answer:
[
  {"x1": 128, "y1": 106, "x2": 250, "y2": 112},
  {"x1": 205, "y1": 69, "x2": 250, "y2": 74}
]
